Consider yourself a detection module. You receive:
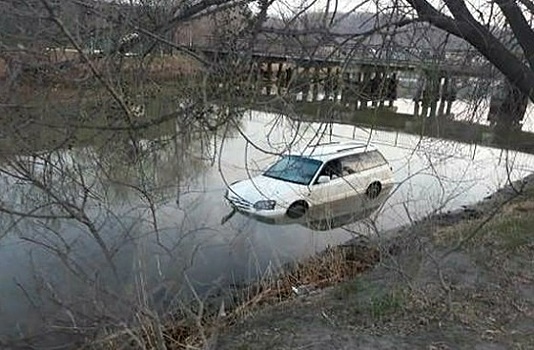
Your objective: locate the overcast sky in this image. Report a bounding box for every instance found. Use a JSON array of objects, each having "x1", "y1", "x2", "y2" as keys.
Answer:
[
  {"x1": 267, "y1": 0, "x2": 379, "y2": 16},
  {"x1": 265, "y1": 0, "x2": 519, "y2": 28}
]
